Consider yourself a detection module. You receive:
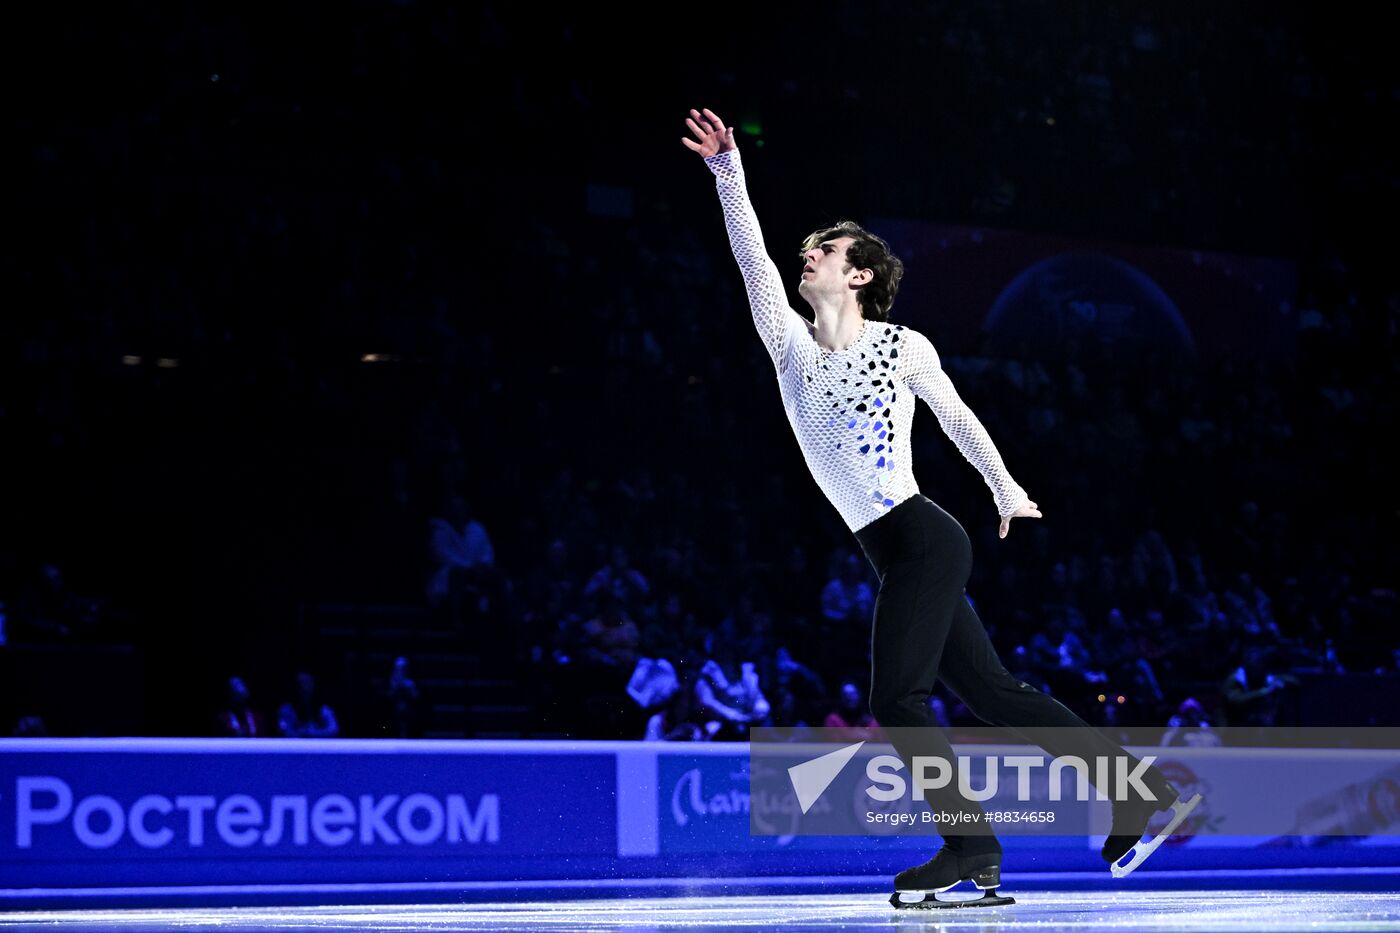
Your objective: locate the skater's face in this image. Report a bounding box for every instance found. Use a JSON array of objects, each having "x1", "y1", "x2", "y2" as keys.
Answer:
[{"x1": 798, "y1": 236, "x2": 869, "y2": 301}]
